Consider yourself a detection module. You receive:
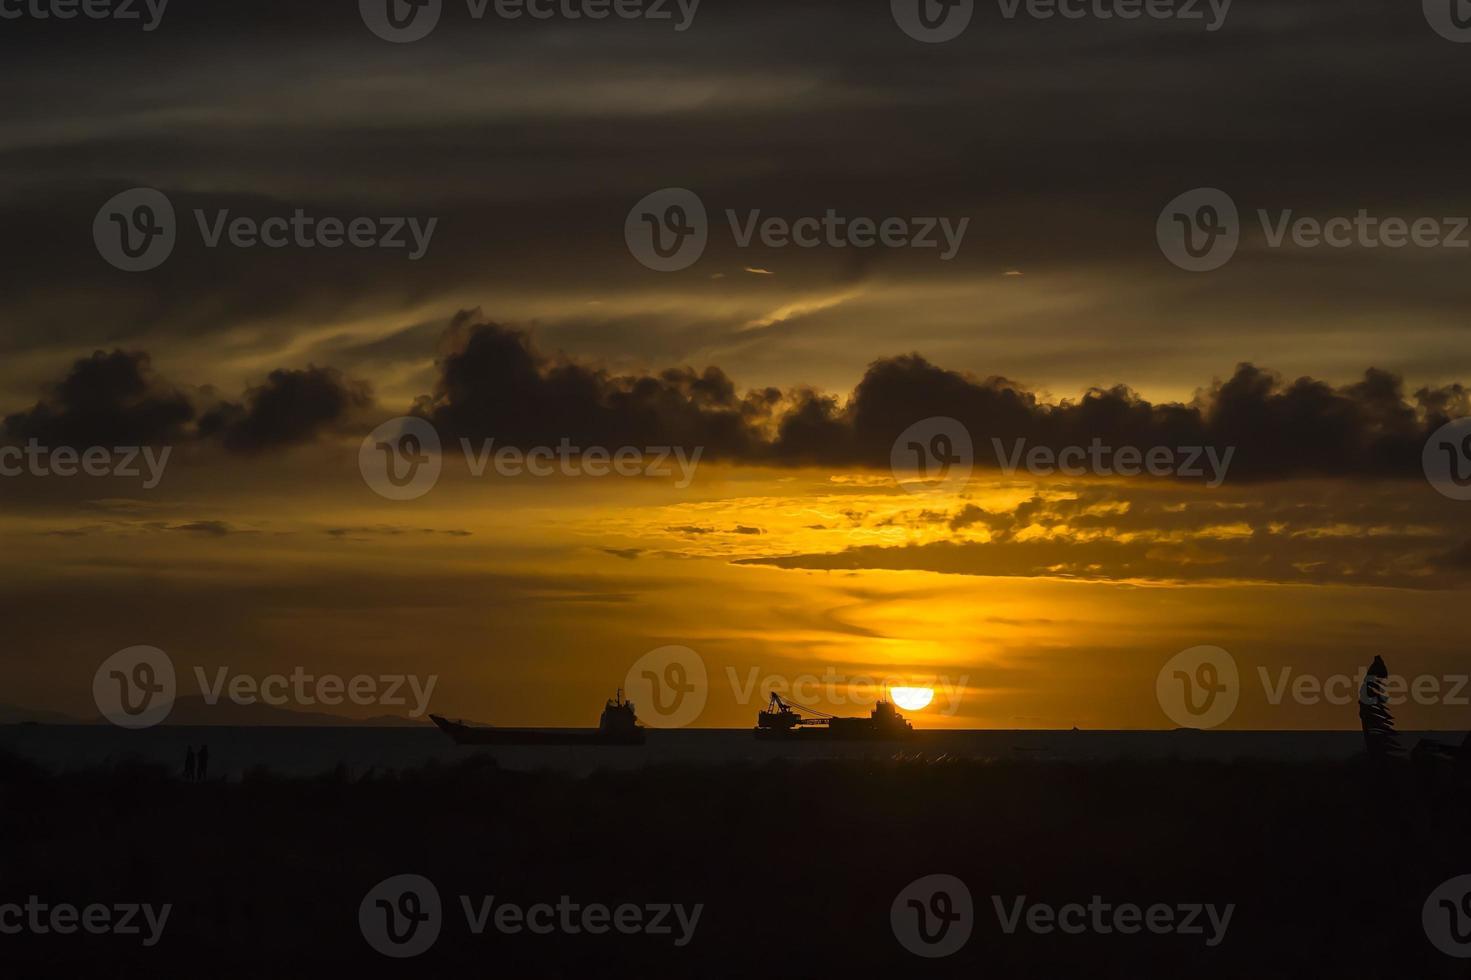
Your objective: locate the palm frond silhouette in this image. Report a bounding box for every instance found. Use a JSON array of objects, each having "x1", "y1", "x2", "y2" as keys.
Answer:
[{"x1": 1358, "y1": 655, "x2": 1404, "y2": 759}]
